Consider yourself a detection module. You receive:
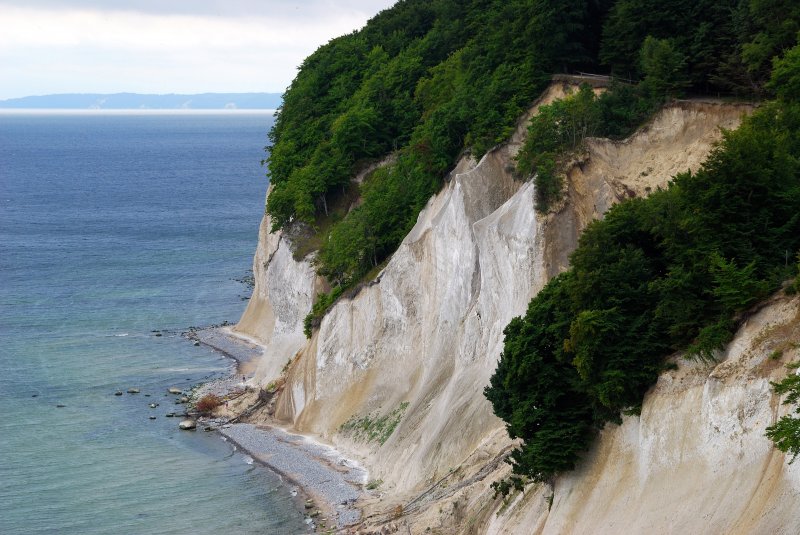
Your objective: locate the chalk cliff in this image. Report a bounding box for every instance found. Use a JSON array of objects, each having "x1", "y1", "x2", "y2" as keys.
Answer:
[
  {"x1": 234, "y1": 188, "x2": 317, "y2": 381},
  {"x1": 235, "y1": 83, "x2": 799, "y2": 533}
]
